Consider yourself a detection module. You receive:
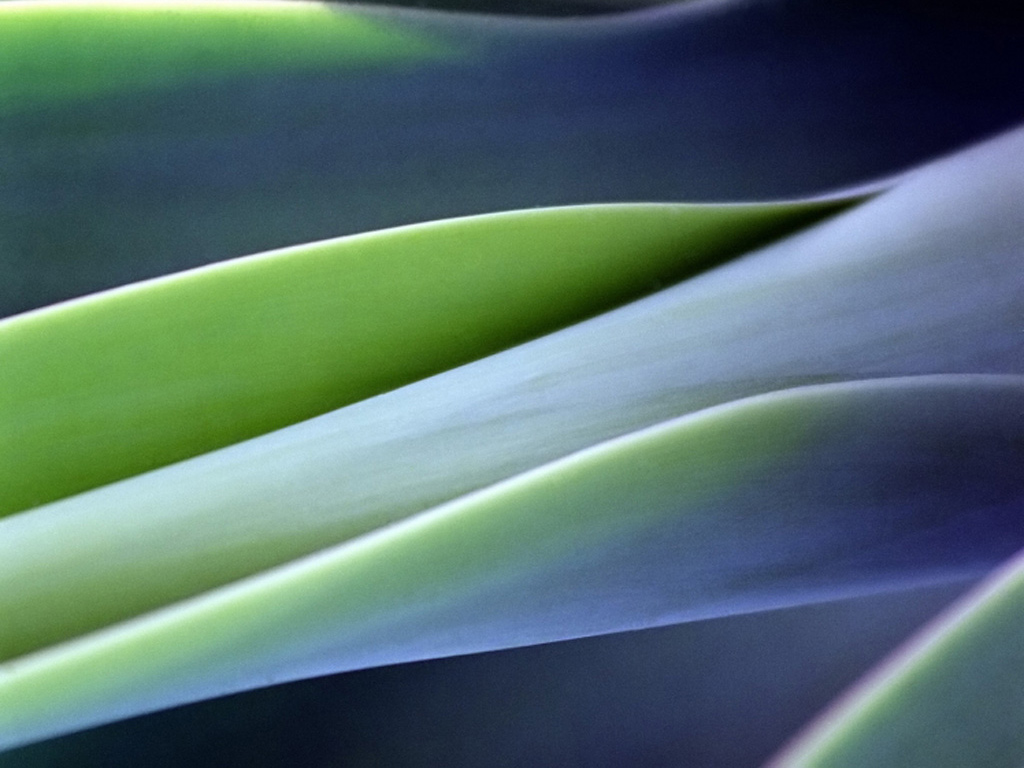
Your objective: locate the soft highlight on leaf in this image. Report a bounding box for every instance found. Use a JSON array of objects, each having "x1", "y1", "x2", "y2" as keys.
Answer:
[
  {"x1": 0, "y1": 580, "x2": 977, "y2": 768},
  {"x1": 2, "y1": 122, "x2": 1022, "y2": 679},
  {"x1": 1, "y1": 375, "x2": 1022, "y2": 751}
]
